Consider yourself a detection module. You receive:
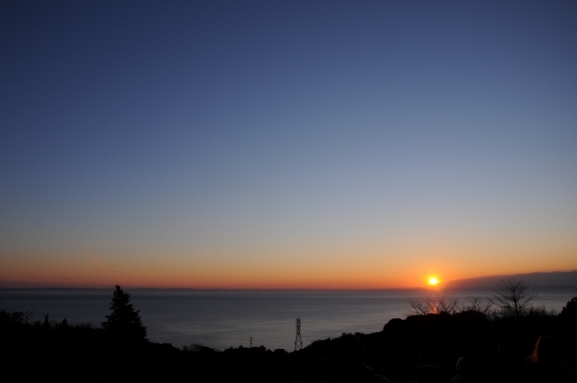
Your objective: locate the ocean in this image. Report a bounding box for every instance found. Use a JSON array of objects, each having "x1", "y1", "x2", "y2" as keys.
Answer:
[{"x1": 0, "y1": 288, "x2": 574, "y2": 351}]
